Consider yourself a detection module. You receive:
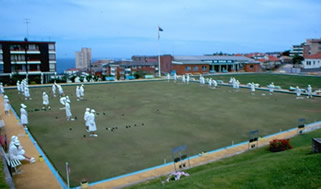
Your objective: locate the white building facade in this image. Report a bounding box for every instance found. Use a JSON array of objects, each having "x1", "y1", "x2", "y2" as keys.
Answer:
[{"x1": 302, "y1": 52, "x2": 321, "y2": 69}]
